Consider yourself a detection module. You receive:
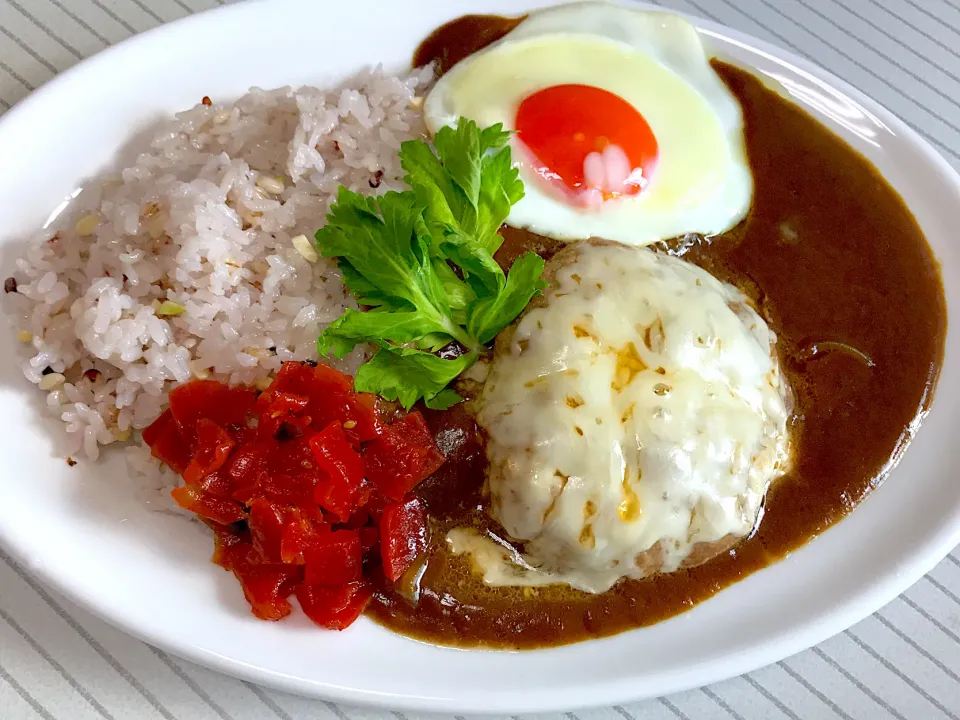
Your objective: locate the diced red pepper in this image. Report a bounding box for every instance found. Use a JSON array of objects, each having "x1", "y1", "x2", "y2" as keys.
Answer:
[
  {"x1": 358, "y1": 525, "x2": 379, "y2": 553},
  {"x1": 141, "y1": 408, "x2": 173, "y2": 447},
  {"x1": 227, "y1": 423, "x2": 260, "y2": 446},
  {"x1": 269, "y1": 362, "x2": 378, "y2": 442},
  {"x1": 361, "y1": 482, "x2": 389, "y2": 521},
  {"x1": 183, "y1": 419, "x2": 235, "y2": 485},
  {"x1": 259, "y1": 435, "x2": 325, "y2": 505},
  {"x1": 223, "y1": 442, "x2": 268, "y2": 503},
  {"x1": 233, "y1": 563, "x2": 303, "y2": 621},
  {"x1": 303, "y1": 529, "x2": 362, "y2": 586},
  {"x1": 256, "y1": 391, "x2": 310, "y2": 416},
  {"x1": 395, "y1": 410, "x2": 434, "y2": 447},
  {"x1": 142, "y1": 409, "x2": 192, "y2": 474},
  {"x1": 310, "y1": 422, "x2": 365, "y2": 522},
  {"x1": 379, "y1": 496, "x2": 429, "y2": 582},
  {"x1": 363, "y1": 412, "x2": 445, "y2": 500},
  {"x1": 210, "y1": 523, "x2": 251, "y2": 570},
  {"x1": 224, "y1": 442, "x2": 266, "y2": 483},
  {"x1": 171, "y1": 485, "x2": 246, "y2": 526},
  {"x1": 271, "y1": 360, "x2": 352, "y2": 395},
  {"x1": 350, "y1": 392, "x2": 383, "y2": 443},
  {"x1": 144, "y1": 362, "x2": 446, "y2": 631},
  {"x1": 255, "y1": 398, "x2": 314, "y2": 442},
  {"x1": 342, "y1": 507, "x2": 370, "y2": 530},
  {"x1": 340, "y1": 393, "x2": 380, "y2": 444},
  {"x1": 260, "y1": 474, "x2": 314, "y2": 505},
  {"x1": 248, "y1": 498, "x2": 289, "y2": 563},
  {"x1": 296, "y1": 581, "x2": 373, "y2": 630},
  {"x1": 168, "y1": 380, "x2": 256, "y2": 449},
  {"x1": 279, "y1": 510, "x2": 329, "y2": 565},
  {"x1": 197, "y1": 470, "x2": 233, "y2": 498},
  {"x1": 298, "y1": 502, "x2": 327, "y2": 524},
  {"x1": 280, "y1": 524, "x2": 308, "y2": 565}
]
